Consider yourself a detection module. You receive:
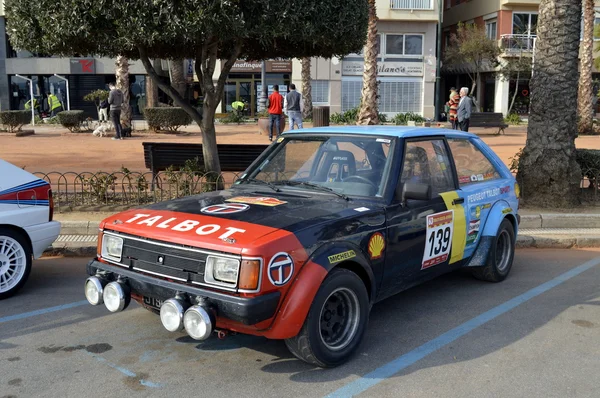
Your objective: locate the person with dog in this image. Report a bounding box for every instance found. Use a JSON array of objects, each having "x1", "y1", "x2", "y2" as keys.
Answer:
[
  {"x1": 99, "y1": 98, "x2": 109, "y2": 122},
  {"x1": 108, "y1": 82, "x2": 124, "y2": 140}
]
